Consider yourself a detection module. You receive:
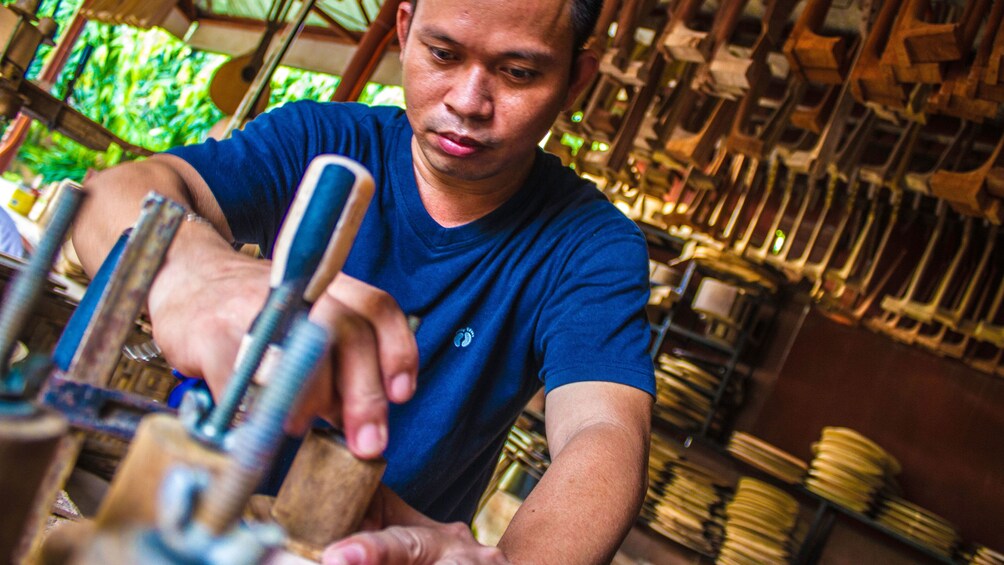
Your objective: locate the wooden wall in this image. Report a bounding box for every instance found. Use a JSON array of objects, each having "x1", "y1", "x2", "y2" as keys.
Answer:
[{"x1": 746, "y1": 302, "x2": 1004, "y2": 556}]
